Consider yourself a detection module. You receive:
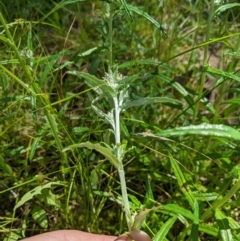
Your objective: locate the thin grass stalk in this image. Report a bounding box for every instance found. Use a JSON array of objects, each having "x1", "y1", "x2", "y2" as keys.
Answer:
[
  {"x1": 213, "y1": 34, "x2": 240, "y2": 123},
  {"x1": 192, "y1": 0, "x2": 215, "y2": 123}
]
